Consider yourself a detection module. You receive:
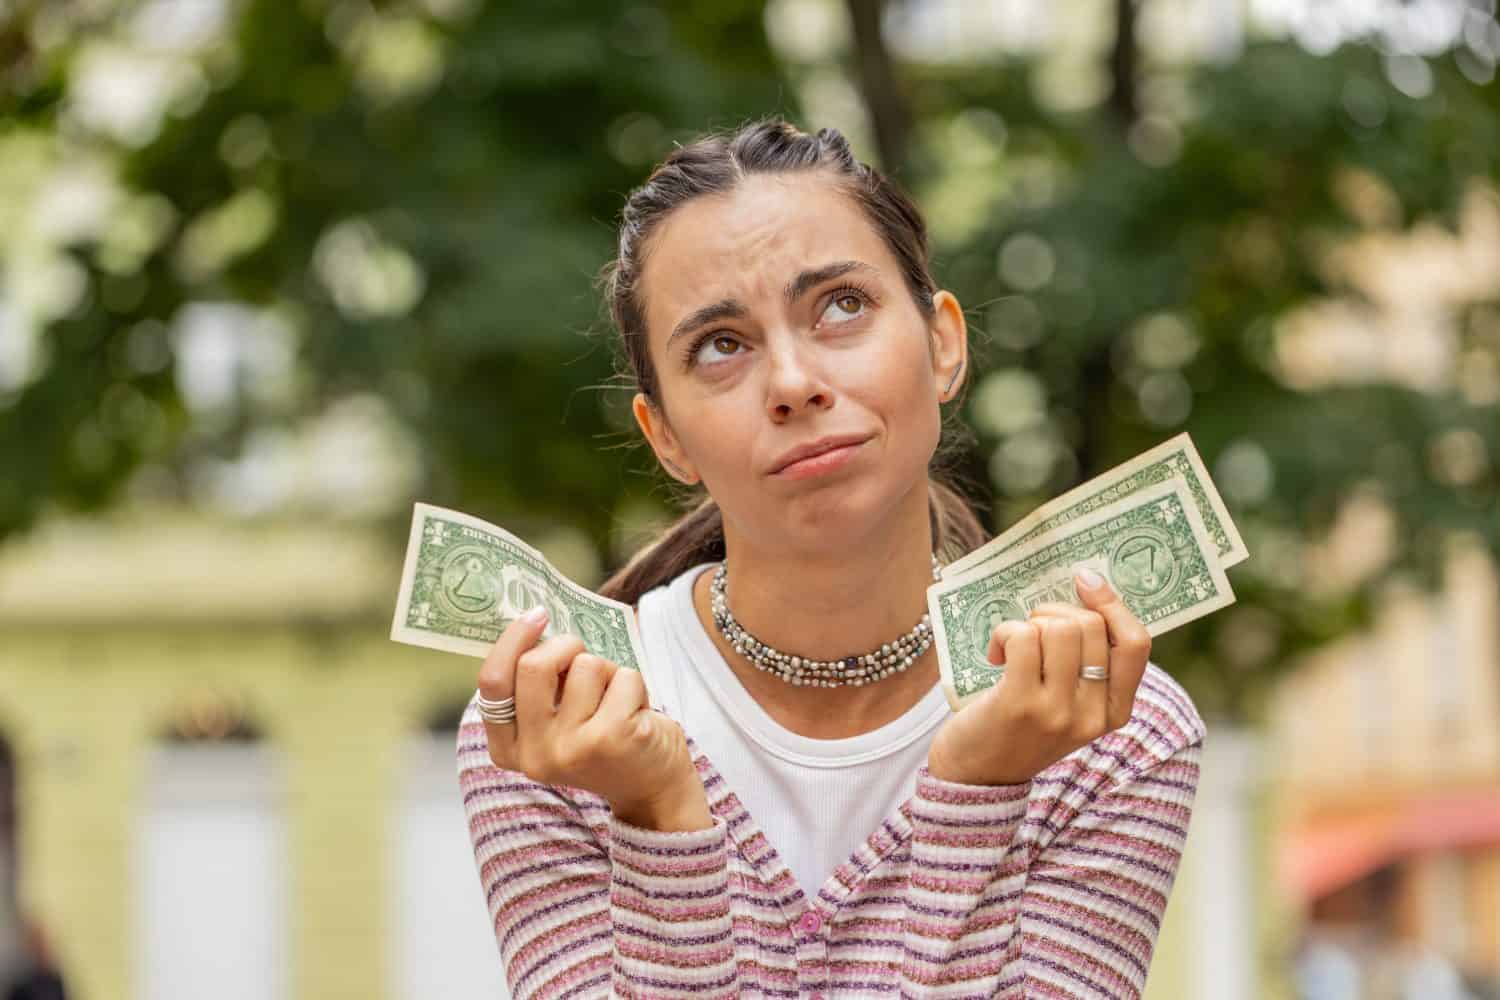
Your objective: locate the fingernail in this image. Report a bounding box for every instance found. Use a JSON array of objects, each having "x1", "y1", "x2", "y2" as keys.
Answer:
[
  {"x1": 521, "y1": 606, "x2": 548, "y2": 626},
  {"x1": 1076, "y1": 568, "x2": 1105, "y2": 589}
]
